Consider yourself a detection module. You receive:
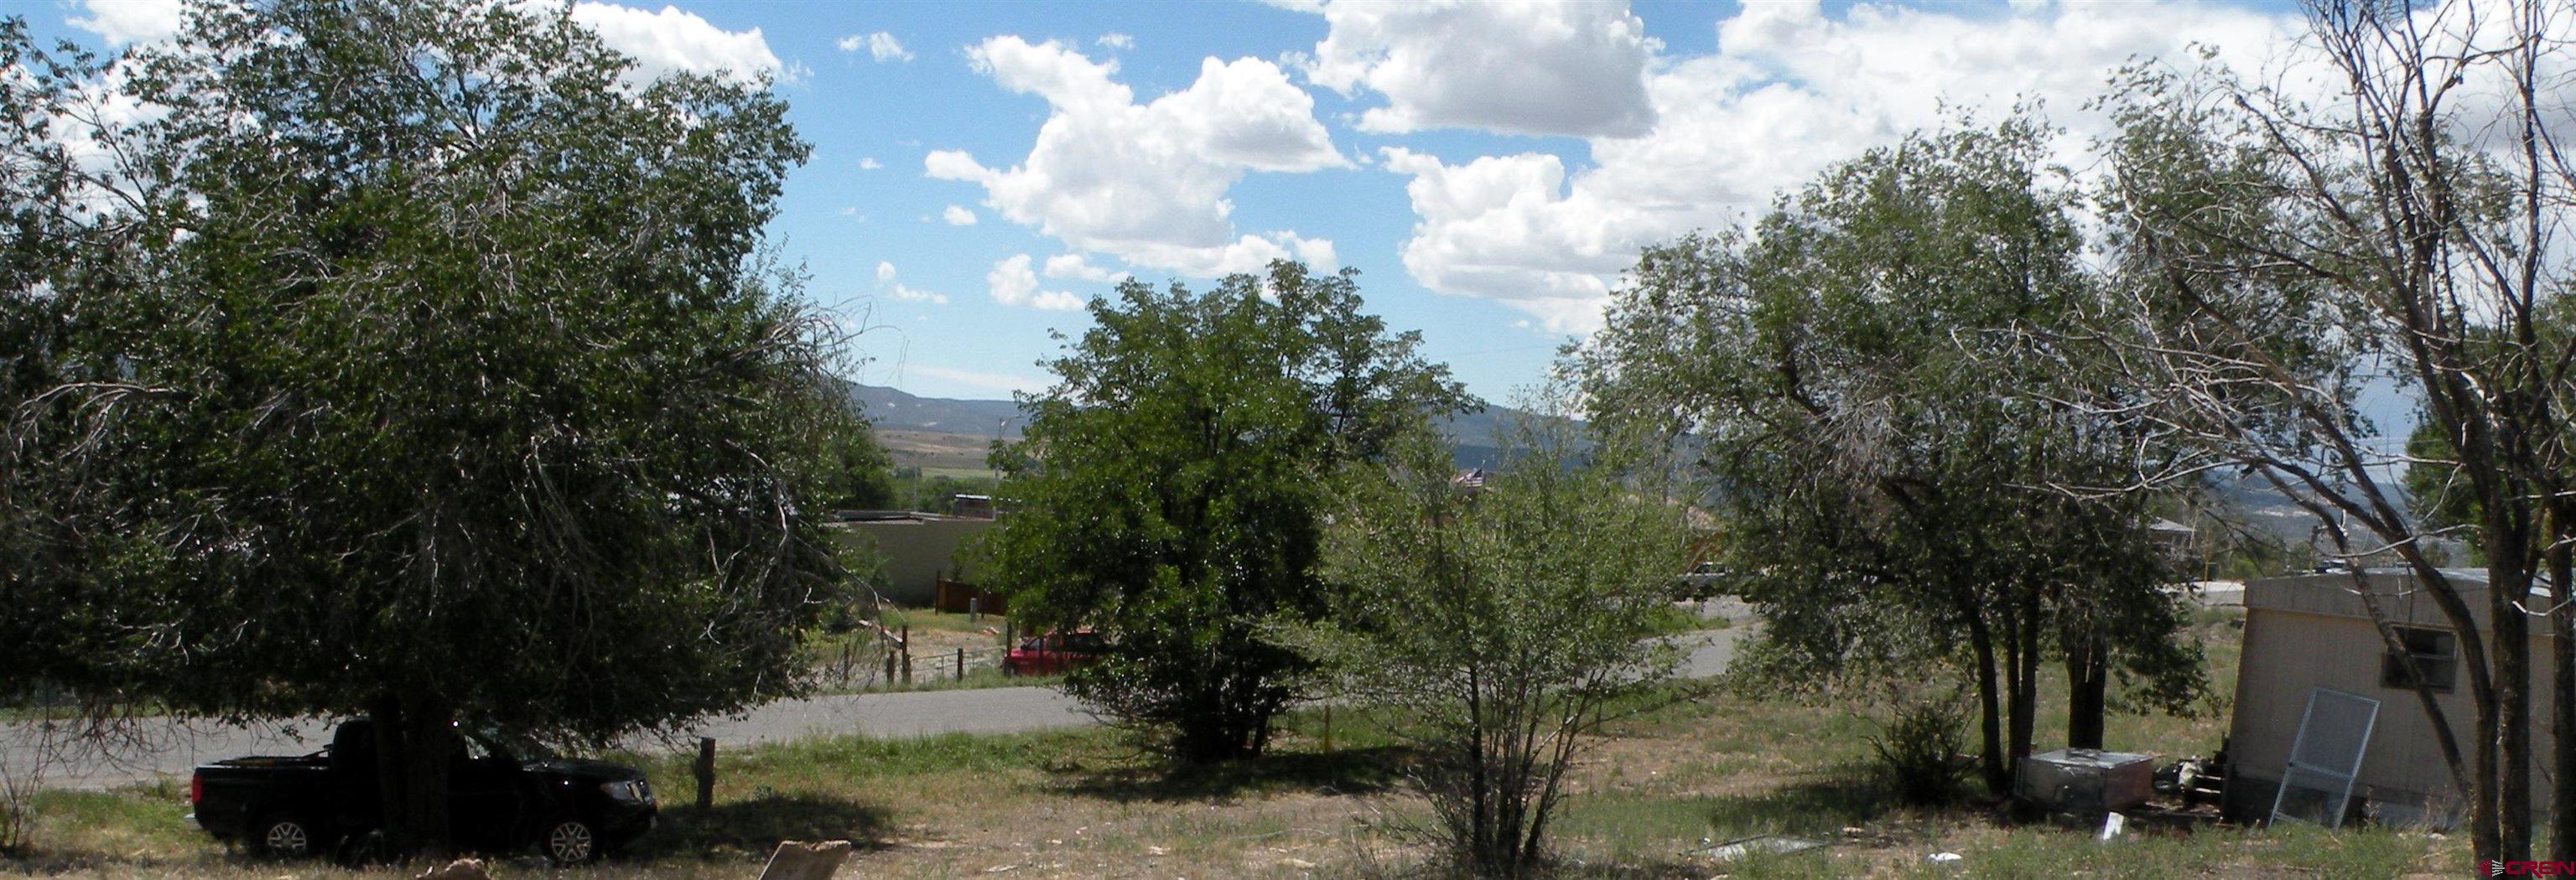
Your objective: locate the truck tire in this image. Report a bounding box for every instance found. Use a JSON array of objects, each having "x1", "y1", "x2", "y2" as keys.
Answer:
[
  {"x1": 539, "y1": 815, "x2": 600, "y2": 865},
  {"x1": 251, "y1": 812, "x2": 319, "y2": 859}
]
